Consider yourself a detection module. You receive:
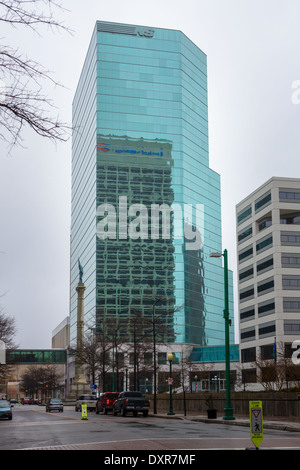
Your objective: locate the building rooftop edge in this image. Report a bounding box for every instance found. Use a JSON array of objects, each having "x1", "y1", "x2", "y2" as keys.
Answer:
[
  {"x1": 236, "y1": 176, "x2": 300, "y2": 210},
  {"x1": 95, "y1": 20, "x2": 207, "y2": 56},
  {"x1": 52, "y1": 317, "x2": 69, "y2": 337}
]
